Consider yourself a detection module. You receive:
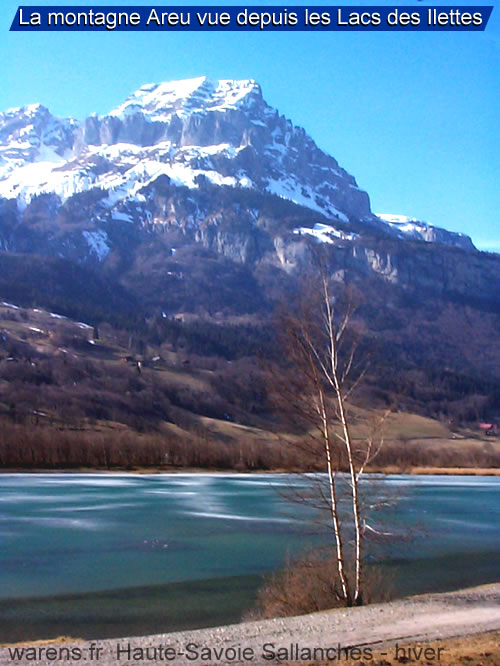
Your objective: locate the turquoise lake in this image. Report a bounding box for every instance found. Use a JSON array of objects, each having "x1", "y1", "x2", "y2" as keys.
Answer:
[{"x1": 0, "y1": 473, "x2": 498, "y2": 641}]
